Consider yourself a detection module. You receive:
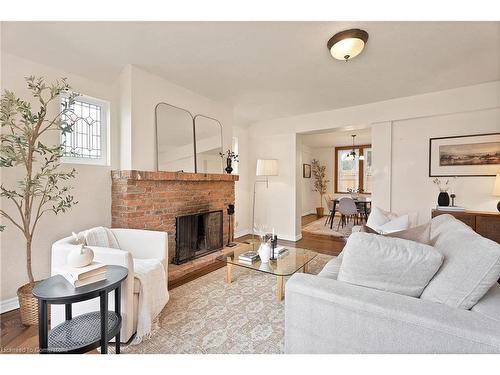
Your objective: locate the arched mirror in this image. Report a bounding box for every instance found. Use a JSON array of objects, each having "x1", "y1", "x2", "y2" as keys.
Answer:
[
  {"x1": 155, "y1": 103, "x2": 195, "y2": 172},
  {"x1": 194, "y1": 115, "x2": 223, "y2": 174}
]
